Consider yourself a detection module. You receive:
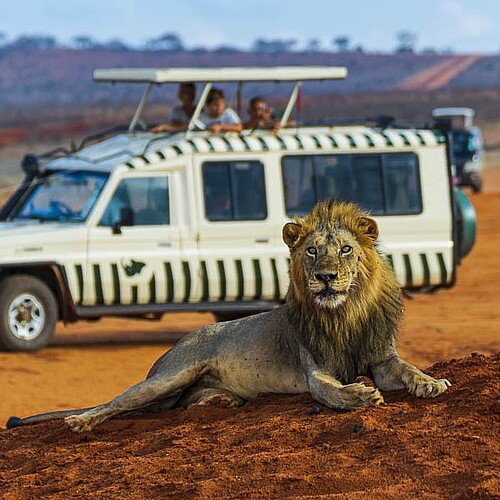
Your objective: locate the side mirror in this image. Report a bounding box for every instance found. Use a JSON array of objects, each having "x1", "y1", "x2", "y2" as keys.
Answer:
[
  {"x1": 112, "y1": 207, "x2": 134, "y2": 235},
  {"x1": 21, "y1": 154, "x2": 40, "y2": 179}
]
